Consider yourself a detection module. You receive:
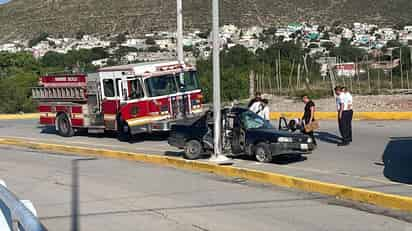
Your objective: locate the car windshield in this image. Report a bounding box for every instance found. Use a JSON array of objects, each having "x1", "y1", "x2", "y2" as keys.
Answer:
[
  {"x1": 145, "y1": 75, "x2": 178, "y2": 97},
  {"x1": 240, "y1": 111, "x2": 272, "y2": 129}
]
